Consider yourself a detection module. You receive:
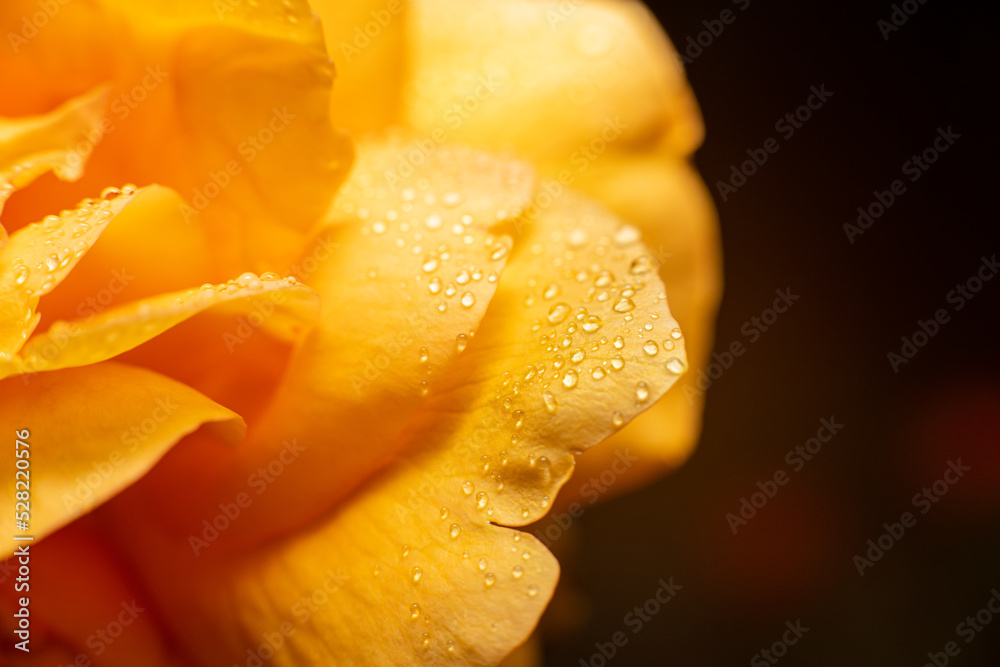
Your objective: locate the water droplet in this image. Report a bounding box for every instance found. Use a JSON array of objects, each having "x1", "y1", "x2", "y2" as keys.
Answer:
[
  {"x1": 542, "y1": 392, "x2": 558, "y2": 413},
  {"x1": 425, "y1": 213, "x2": 443, "y2": 230},
  {"x1": 442, "y1": 192, "x2": 463, "y2": 207},
  {"x1": 581, "y1": 315, "x2": 603, "y2": 332},
  {"x1": 476, "y1": 492, "x2": 489, "y2": 509},
  {"x1": 372, "y1": 221, "x2": 387, "y2": 234},
  {"x1": 562, "y1": 370, "x2": 578, "y2": 388},
  {"x1": 630, "y1": 255, "x2": 655, "y2": 275},
  {"x1": 13, "y1": 266, "x2": 29, "y2": 285},
  {"x1": 528, "y1": 584, "x2": 539, "y2": 597},
  {"x1": 484, "y1": 572, "x2": 496, "y2": 588},
  {"x1": 570, "y1": 348, "x2": 585, "y2": 363},
  {"x1": 427, "y1": 277, "x2": 442, "y2": 294},
  {"x1": 439, "y1": 507, "x2": 449, "y2": 520},
  {"x1": 460, "y1": 292, "x2": 476, "y2": 308},
  {"x1": 613, "y1": 224, "x2": 641, "y2": 245},
  {"x1": 419, "y1": 347, "x2": 430, "y2": 363},
  {"x1": 521, "y1": 507, "x2": 530, "y2": 518},
  {"x1": 547, "y1": 302, "x2": 571, "y2": 325},
  {"x1": 513, "y1": 410, "x2": 525, "y2": 429},
  {"x1": 422, "y1": 257, "x2": 439, "y2": 273},
  {"x1": 411, "y1": 567, "x2": 422, "y2": 582},
  {"x1": 567, "y1": 227, "x2": 588, "y2": 247},
  {"x1": 594, "y1": 270, "x2": 615, "y2": 287},
  {"x1": 512, "y1": 565, "x2": 524, "y2": 579},
  {"x1": 613, "y1": 297, "x2": 635, "y2": 313},
  {"x1": 478, "y1": 558, "x2": 488, "y2": 571},
  {"x1": 455, "y1": 333, "x2": 468, "y2": 352},
  {"x1": 670, "y1": 328, "x2": 683, "y2": 339},
  {"x1": 449, "y1": 524, "x2": 462, "y2": 539},
  {"x1": 643, "y1": 340, "x2": 659, "y2": 356},
  {"x1": 665, "y1": 357, "x2": 686, "y2": 374},
  {"x1": 462, "y1": 481, "x2": 474, "y2": 495},
  {"x1": 635, "y1": 382, "x2": 650, "y2": 403},
  {"x1": 612, "y1": 411, "x2": 625, "y2": 427},
  {"x1": 421, "y1": 632, "x2": 431, "y2": 648},
  {"x1": 592, "y1": 367, "x2": 606, "y2": 380},
  {"x1": 456, "y1": 269, "x2": 470, "y2": 285},
  {"x1": 236, "y1": 272, "x2": 262, "y2": 289},
  {"x1": 402, "y1": 544, "x2": 410, "y2": 558},
  {"x1": 411, "y1": 603, "x2": 420, "y2": 619},
  {"x1": 611, "y1": 356, "x2": 625, "y2": 370},
  {"x1": 44, "y1": 255, "x2": 59, "y2": 271},
  {"x1": 490, "y1": 243, "x2": 509, "y2": 260},
  {"x1": 446, "y1": 640, "x2": 456, "y2": 654}
]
